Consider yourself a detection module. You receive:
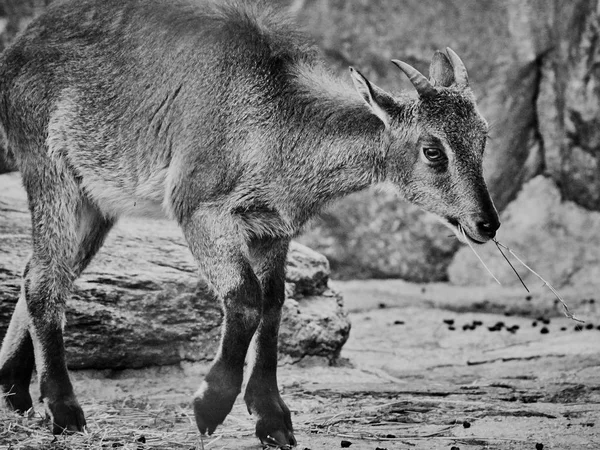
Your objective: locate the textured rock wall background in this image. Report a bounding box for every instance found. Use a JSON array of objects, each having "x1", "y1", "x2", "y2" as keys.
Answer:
[{"x1": 1, "y1": 0, "x2": 600, "y2": 282}]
